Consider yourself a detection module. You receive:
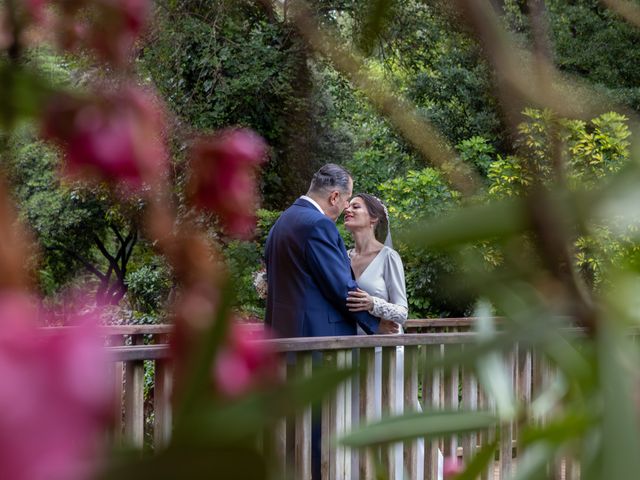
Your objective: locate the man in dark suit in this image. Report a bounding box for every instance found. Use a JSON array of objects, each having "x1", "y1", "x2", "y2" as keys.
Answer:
[
  {"x1": 265, "y1": 163, "x2": 380, "y2": 479},
  {"x1": 265, "y1": 163, "x2": 380, "y2": 337}
]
